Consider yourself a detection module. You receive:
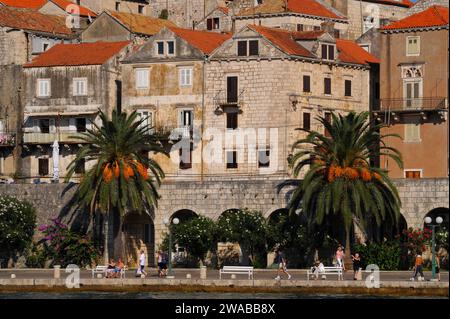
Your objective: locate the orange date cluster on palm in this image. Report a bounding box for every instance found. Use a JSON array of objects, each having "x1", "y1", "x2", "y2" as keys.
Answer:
[
  {"x1": 102, "y1": 160, "x2": 148, "y2": 182},
  {"x1": 327, "y1": 165, "x2": 382, "y2": 182}
]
